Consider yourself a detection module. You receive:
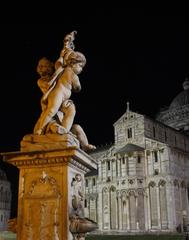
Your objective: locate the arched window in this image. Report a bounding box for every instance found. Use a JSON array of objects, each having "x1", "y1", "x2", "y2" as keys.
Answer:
[
  {"x1": 127, "y1": 128, "x2": 132, "y2": 138},
  {"x1": 92, "y1": 178, "x2": 96, "y2": 186},
  {"x1": 153, "y1": 126, "x2": 156, "y2": 138},
  {"x1": 107, "y1": 161, "x2": 110, "y2": 170},
  {"x1": 85, "y1": 179, "x2": 88, "y2": 187},
  {"x1": 84, "y1": 199, "x2": 87, "y2": 208}
]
